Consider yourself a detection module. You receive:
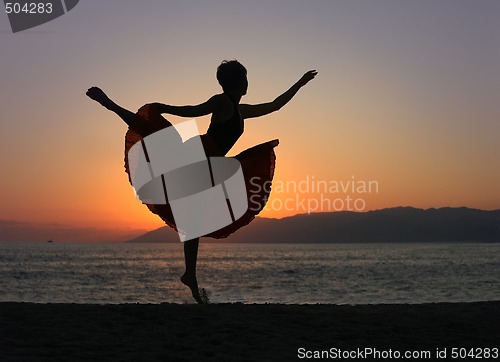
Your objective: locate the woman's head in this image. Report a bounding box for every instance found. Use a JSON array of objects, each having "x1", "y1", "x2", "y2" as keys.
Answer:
[{"x1": 217, "y1": 60, "x2": 248, "y2": 95}]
